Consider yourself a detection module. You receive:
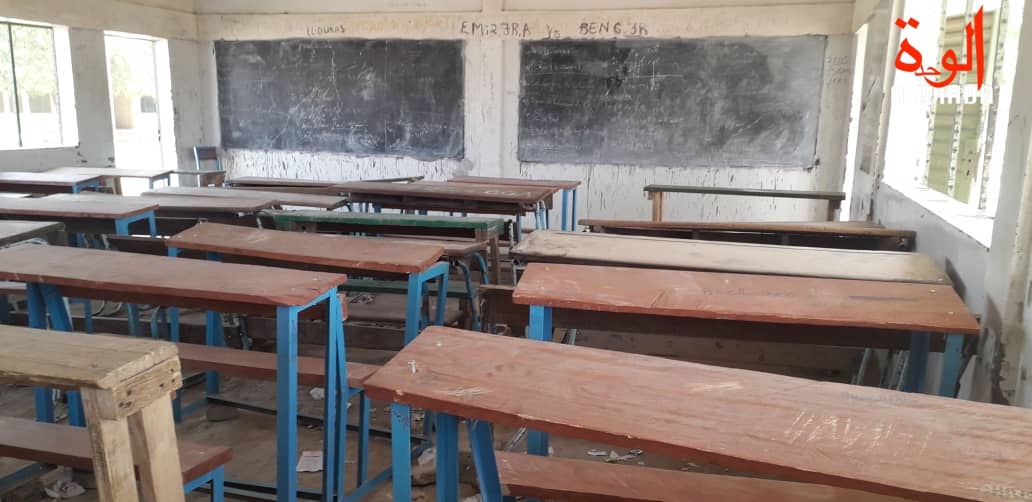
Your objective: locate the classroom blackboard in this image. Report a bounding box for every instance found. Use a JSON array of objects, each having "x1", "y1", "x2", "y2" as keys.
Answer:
[
  {"x1": 518, "y1": 37, "x2": 827, "y2": 168},
  {"x1": 216, "y1": 39, "x2": 464, "y2": 160}
]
